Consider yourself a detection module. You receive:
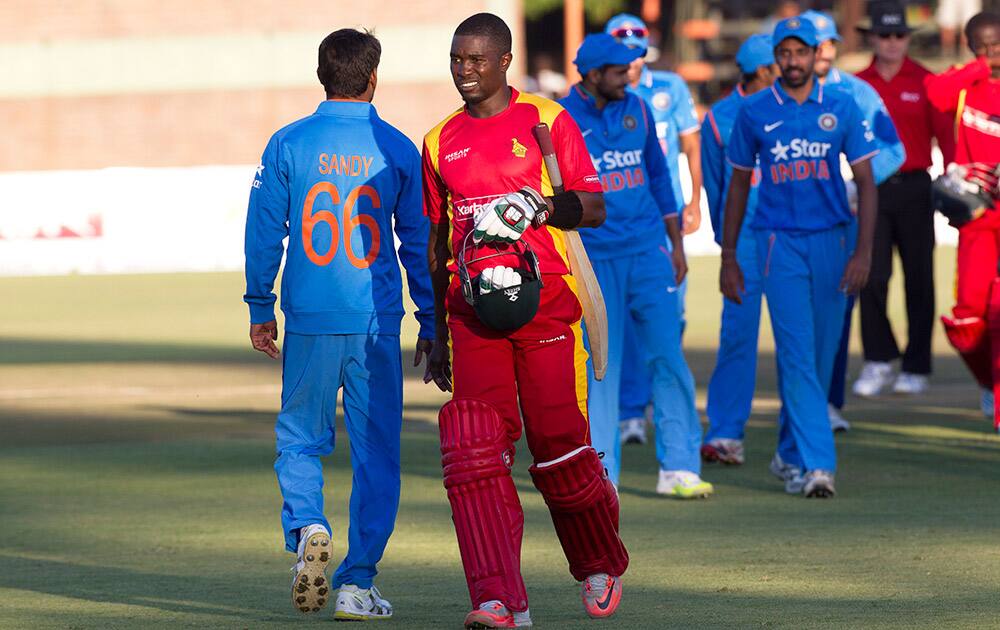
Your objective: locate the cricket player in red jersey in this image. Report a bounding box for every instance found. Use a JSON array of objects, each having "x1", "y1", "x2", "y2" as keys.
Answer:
[
  {"x1": 925, "y1": 12, "x2": 1000, "y2": 427},
  {"x1": 422, "y1": 13, "x2": 628, "y2": 629}
]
